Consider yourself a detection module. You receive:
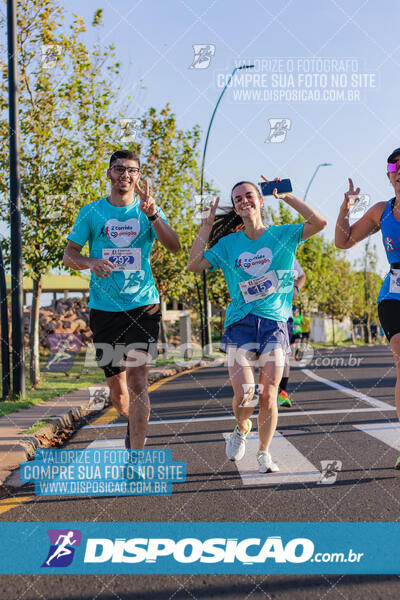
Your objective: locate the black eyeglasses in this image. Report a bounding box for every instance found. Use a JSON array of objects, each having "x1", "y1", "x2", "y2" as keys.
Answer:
[{"x1": 111, "y1": 165, "x2": 140, "y2": 175}]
